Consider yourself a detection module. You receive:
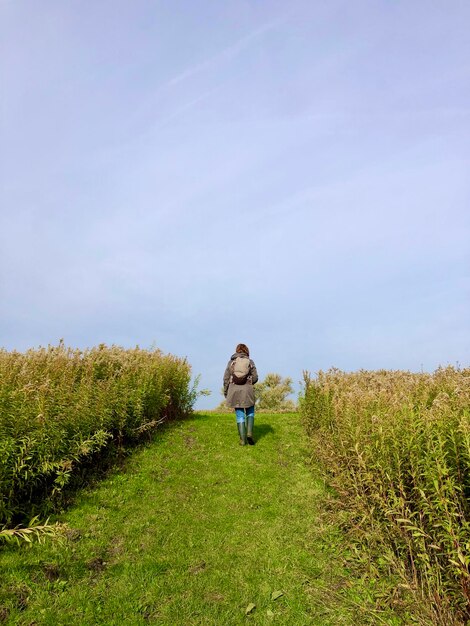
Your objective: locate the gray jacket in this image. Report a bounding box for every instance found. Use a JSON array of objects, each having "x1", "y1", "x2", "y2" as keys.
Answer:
[{"x1": 223, "y1": 353, "x2": 259, "y2": 408}]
